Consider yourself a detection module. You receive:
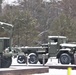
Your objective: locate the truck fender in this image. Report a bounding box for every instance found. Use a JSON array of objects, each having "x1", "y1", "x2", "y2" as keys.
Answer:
[{"x1": 57, "y1": 49, "x2": 71, "y2": 59}]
